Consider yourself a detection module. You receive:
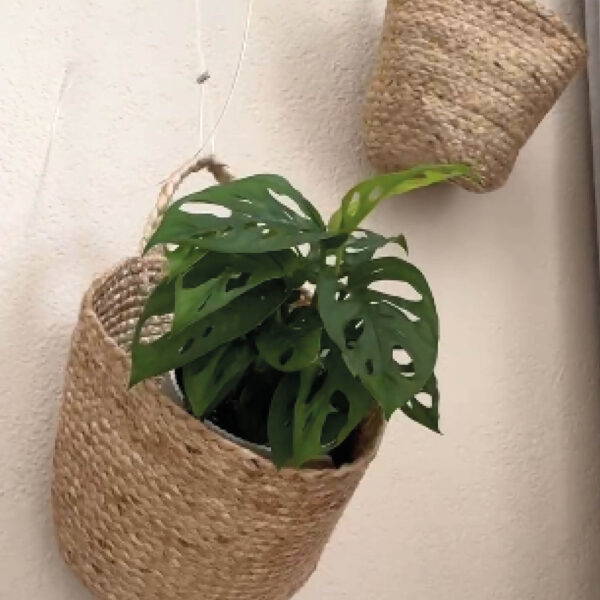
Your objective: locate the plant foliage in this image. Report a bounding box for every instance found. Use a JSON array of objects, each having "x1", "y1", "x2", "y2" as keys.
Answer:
[{"x1": 131, "y1": 164, "x2": 470, "y2": 467}]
